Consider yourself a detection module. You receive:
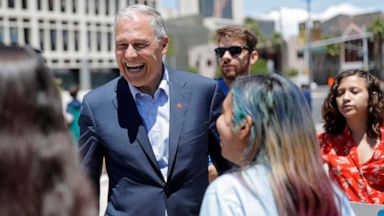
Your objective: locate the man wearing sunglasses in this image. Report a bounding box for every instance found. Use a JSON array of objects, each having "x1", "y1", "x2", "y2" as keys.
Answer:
[
  {"x1": 214, "y1": 25, "x2": 259, "y2": 95},
  {"x1": 207, "y1": 25, "x2": 259, "y2": 182}
]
